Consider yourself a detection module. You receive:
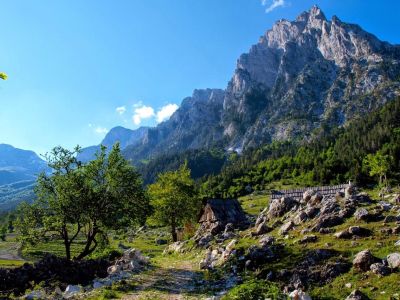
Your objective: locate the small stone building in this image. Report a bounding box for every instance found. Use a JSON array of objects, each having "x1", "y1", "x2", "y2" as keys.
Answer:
[{"x1": 197, "y1": 199, "x2": 248, "y2": 235}]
